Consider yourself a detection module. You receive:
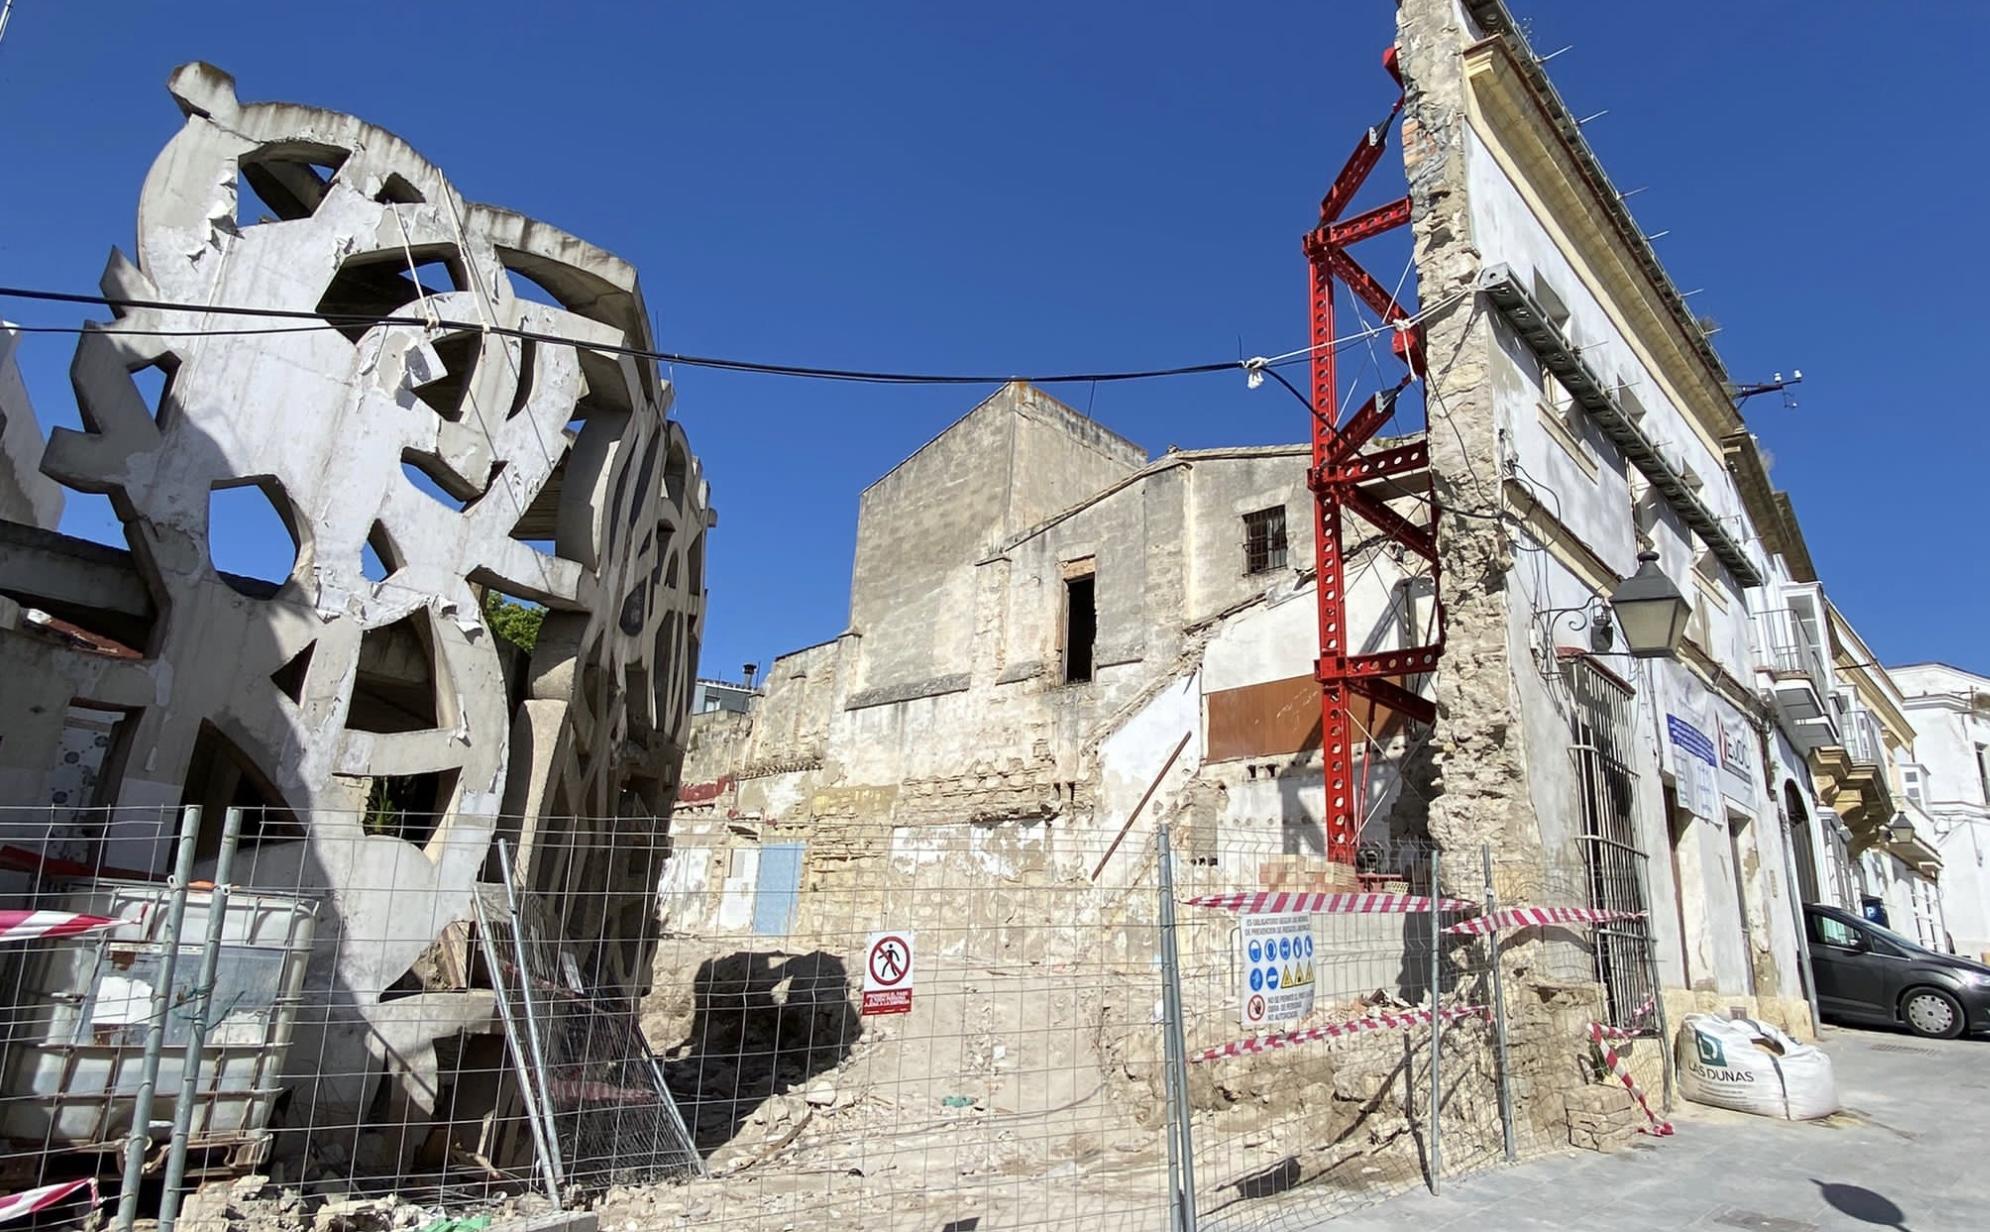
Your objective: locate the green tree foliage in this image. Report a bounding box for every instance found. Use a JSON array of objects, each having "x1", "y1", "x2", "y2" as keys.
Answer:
[{"x1": 483, "y1": 591, "x2": 545, "y2": 652}]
